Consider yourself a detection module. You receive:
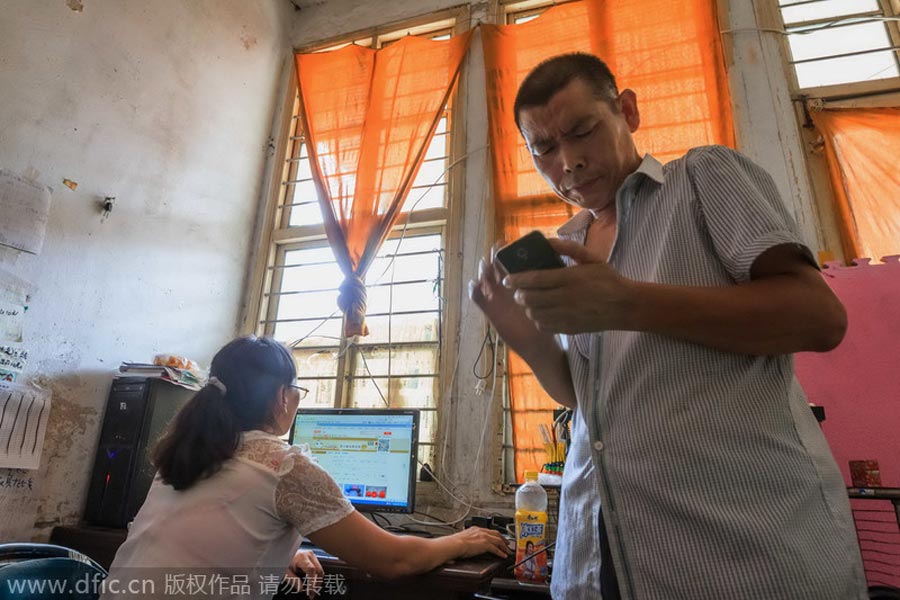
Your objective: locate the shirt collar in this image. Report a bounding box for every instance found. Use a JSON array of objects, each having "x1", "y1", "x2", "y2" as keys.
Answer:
[
  {"x1": 241, "y1": 429, "x2": 284, "y2": 443},
  {"x1": 557, "y1": 153, "x2": 664, "y2": 237}
]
